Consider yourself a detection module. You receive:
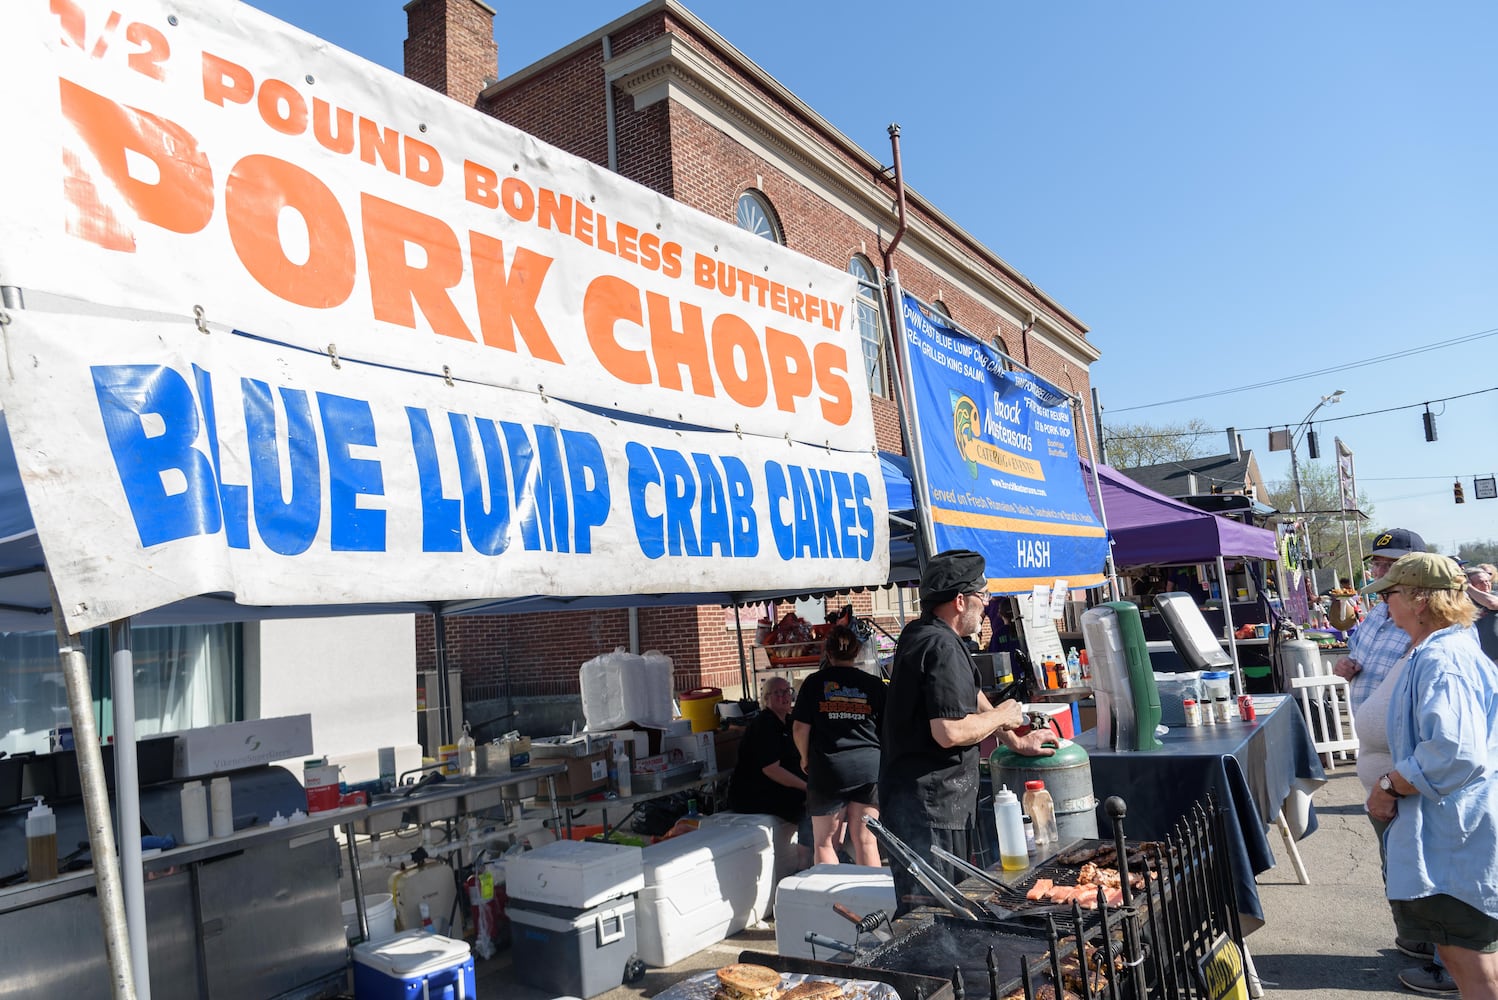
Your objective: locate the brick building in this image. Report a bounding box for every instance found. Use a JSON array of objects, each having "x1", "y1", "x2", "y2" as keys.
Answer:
[{"x1": 402, "y1": 0, "x2": 1101, "y2": 714}]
